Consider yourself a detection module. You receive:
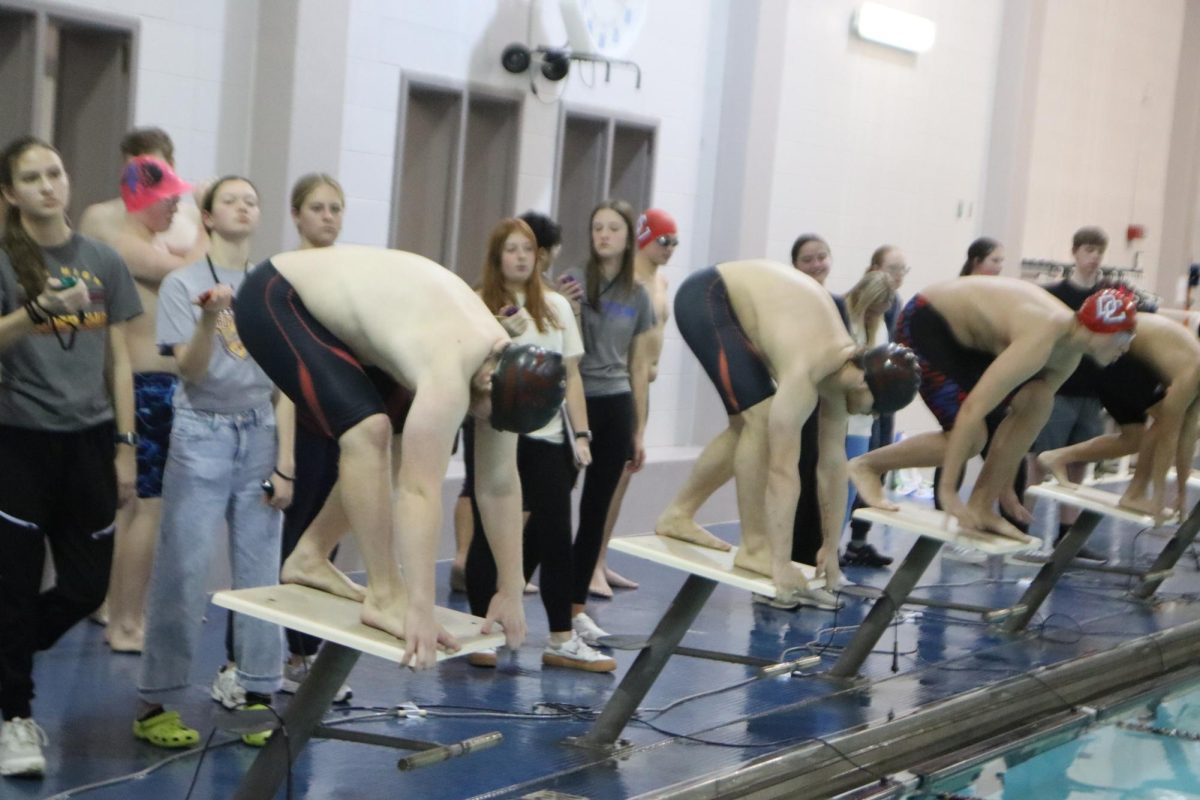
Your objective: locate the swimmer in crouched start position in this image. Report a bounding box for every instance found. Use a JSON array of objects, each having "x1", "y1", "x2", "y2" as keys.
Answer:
[
  {"x1": 235, "y1": 246, "x2": 567, "y2": 669},
  {"x1": 656, "y1": 259, "x2": 920, "y2": 609}
]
